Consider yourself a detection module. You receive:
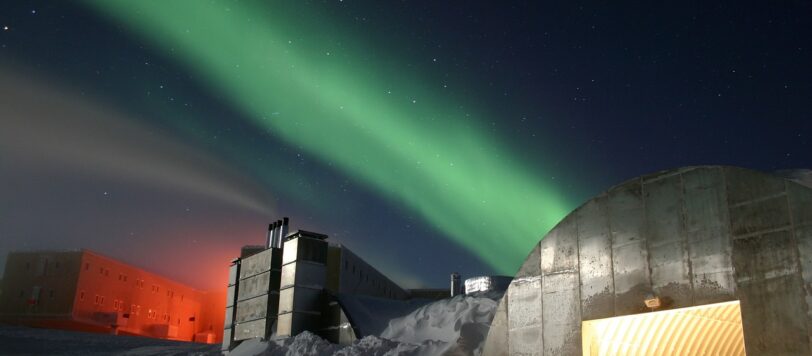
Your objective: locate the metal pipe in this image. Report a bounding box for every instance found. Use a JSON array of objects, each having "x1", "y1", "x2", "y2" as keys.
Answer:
[
  {"x1": 273, "y1": 221, "x2": 280, "y2": 247},
  {"x1": 273, "y1": 220, "x2": 281, "y2": 247},
  {"x1": 278, "y1": 217, "x2": 289, "y2": 247},
  {"x1": 265, "y1": 223, "x2": 276, "y2": 247}
]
